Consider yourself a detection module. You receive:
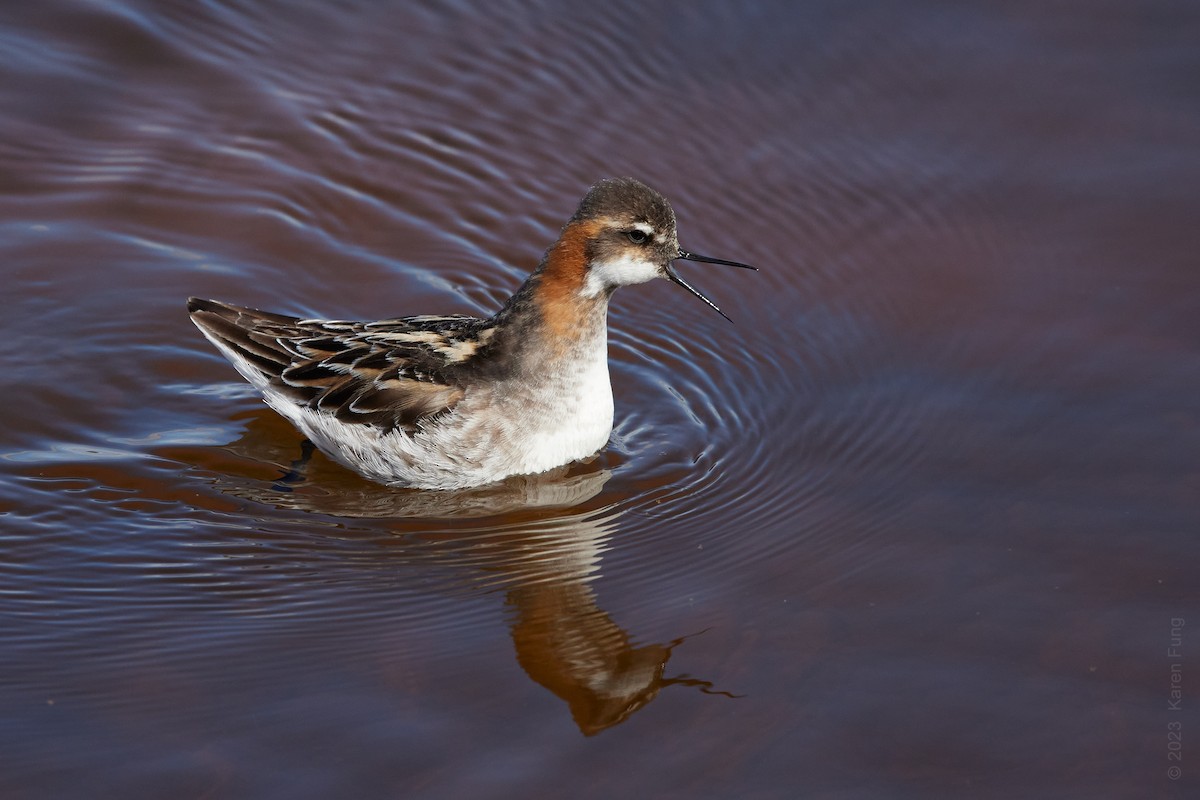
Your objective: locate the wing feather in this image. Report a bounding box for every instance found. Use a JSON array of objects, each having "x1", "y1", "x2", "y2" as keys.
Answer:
[{"x1": 188, "y1": 297, "x2": 489, "y2": 432}]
